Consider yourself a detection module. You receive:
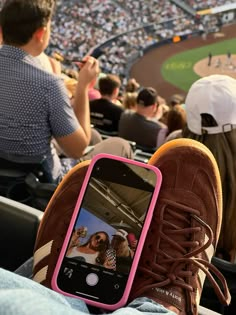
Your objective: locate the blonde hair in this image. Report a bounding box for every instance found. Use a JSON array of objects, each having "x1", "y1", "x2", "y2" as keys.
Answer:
[
  {"x1": 64, "y1": 78, "x2": 77, "y2": 99},
  {"x1": 111, "y1": 237, "x2": 130, "y2": 257},
  {"x1": 122, "y1": 92, "x2": 138, "y2": 110}
]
